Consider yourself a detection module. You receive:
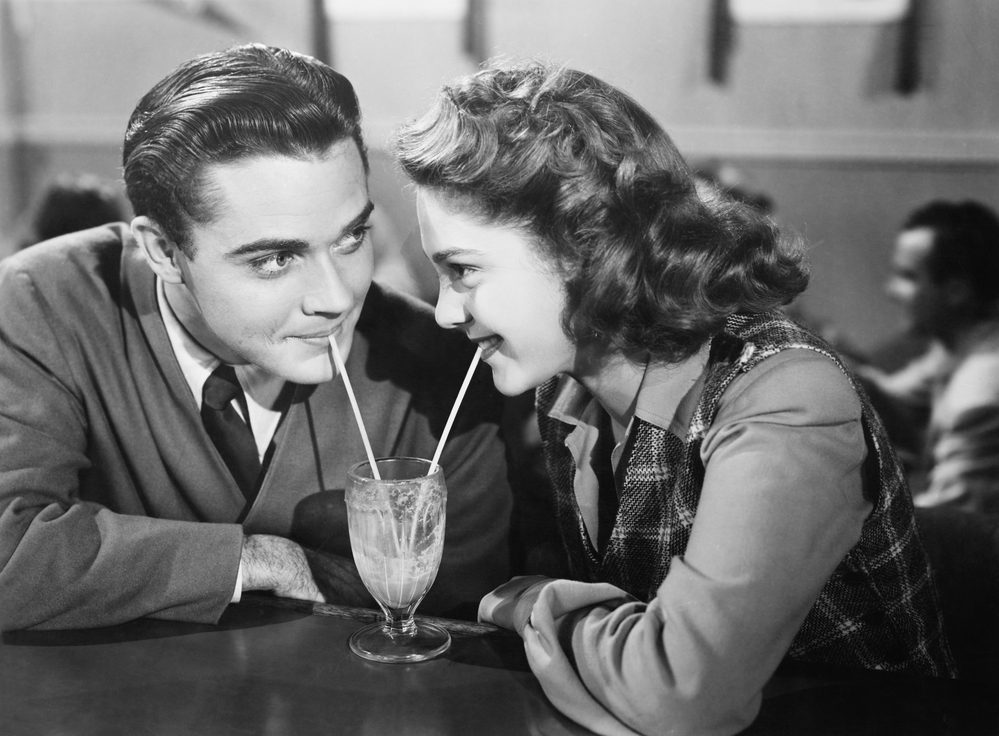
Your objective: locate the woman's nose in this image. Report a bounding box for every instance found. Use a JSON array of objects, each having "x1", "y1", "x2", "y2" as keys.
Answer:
[{"x1": 434, "y1": 282, "x2": 470, "y2": 330}]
